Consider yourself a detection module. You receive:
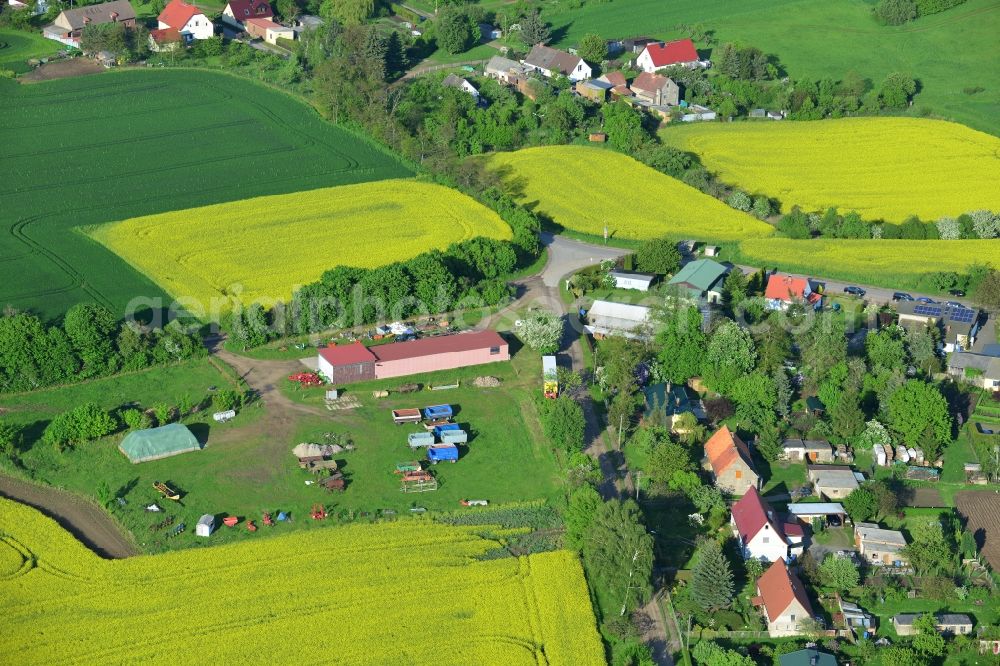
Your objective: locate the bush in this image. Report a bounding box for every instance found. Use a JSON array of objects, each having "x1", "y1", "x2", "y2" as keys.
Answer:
[
  {"x1": 42, "y1": 403, "x2": 117, "y2": 450},
  {"x1": 914, "y1": 0, "x2": 965, "y2": 15},
  {"x1": 873, "y1": 0, "x2": 917, "y2": 24},
  {"x1": 726, "y1": 190, "x2": 753, "y2": 212},
  {"x1": 213, "y1": 389, "x2": 242, "y2": 412},
  {"x1": 635, "y1": 237, "x2": 681, "y2": 274},
  {"x1": 120, "y1": 408, "x2": 152, "y2": 431}
]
